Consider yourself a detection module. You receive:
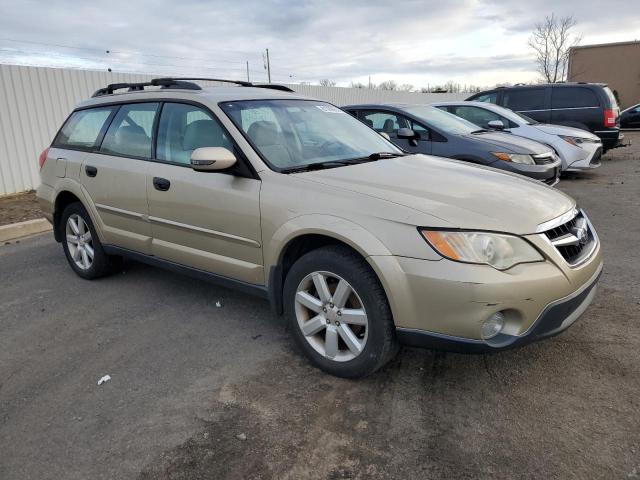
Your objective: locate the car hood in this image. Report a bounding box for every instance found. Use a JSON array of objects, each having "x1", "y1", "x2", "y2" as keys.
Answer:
[
  {"x1": 299, "y1": 154, "x2": 574, "y2": 234},
  {"x1": 461, "y1": 130, "x2": 551, "y2": 154},
  {"x1": 534, "y1": 123, "x2": 601, "y2": 141}
]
